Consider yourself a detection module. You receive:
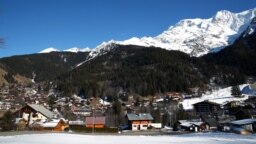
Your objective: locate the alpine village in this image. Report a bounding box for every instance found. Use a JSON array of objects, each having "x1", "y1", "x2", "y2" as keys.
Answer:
[{"x1": 1, "y1": 9, "x2": 256, "y2": 136}]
